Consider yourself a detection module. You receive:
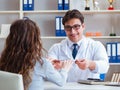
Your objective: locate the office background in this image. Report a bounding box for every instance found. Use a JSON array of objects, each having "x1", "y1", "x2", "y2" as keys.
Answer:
[{"x1": 0, "y1": 0, "x2": 120, "y2": 64}]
